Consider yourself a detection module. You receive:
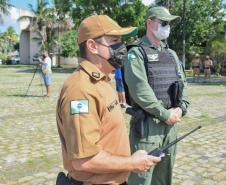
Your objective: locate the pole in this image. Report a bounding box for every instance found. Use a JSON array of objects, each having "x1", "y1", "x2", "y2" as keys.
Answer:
[{"x1": 182, "y1": 0, "x2": 186, "y2": 67}]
